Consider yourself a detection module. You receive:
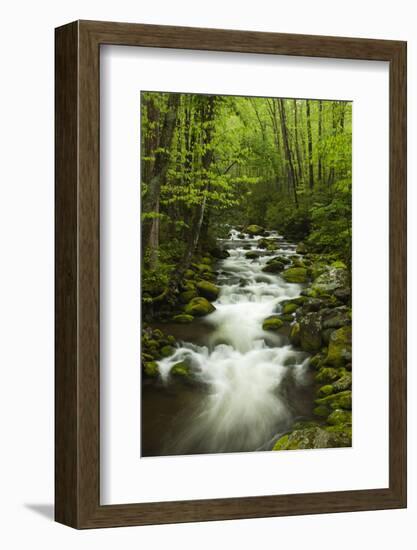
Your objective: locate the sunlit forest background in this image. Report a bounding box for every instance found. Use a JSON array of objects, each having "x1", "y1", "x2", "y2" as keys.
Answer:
[{"x1": 141, "y1": 92, "x2": 351, "y2": 307}]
